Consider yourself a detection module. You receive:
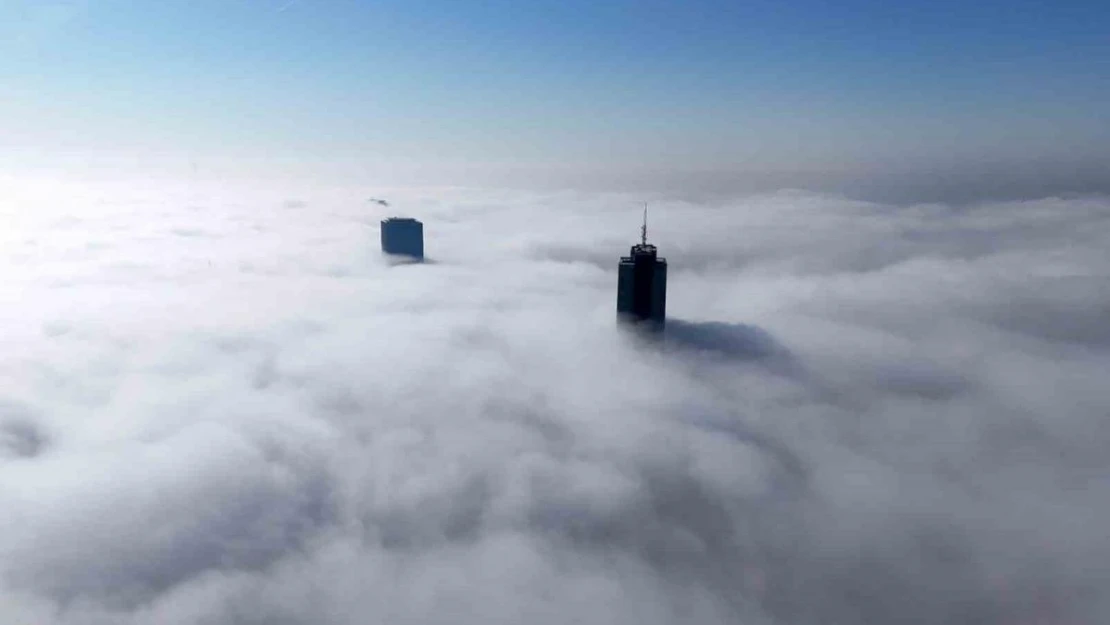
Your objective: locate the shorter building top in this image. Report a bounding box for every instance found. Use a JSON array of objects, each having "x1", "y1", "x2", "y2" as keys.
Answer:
[{"x1": 381, "y1": 217, "x2": 422, "y2": 224}]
